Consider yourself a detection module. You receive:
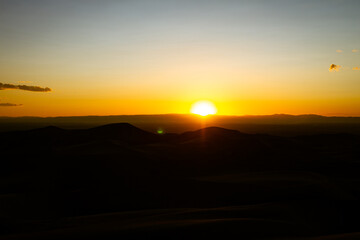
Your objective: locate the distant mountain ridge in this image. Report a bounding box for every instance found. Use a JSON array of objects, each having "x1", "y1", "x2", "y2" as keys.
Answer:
[
  {"x1": 1, "y1": 114, "x2": 360, "y2": 135},
  {"x1": 1, "y1": 113, "x2": 359, "y2": 122},
  {"x1": 2, "y1": 123, "x2": 359, "y2": 156},
  {"x1": 1, "y1": 123, "x2": 250, "y2": 146}
]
